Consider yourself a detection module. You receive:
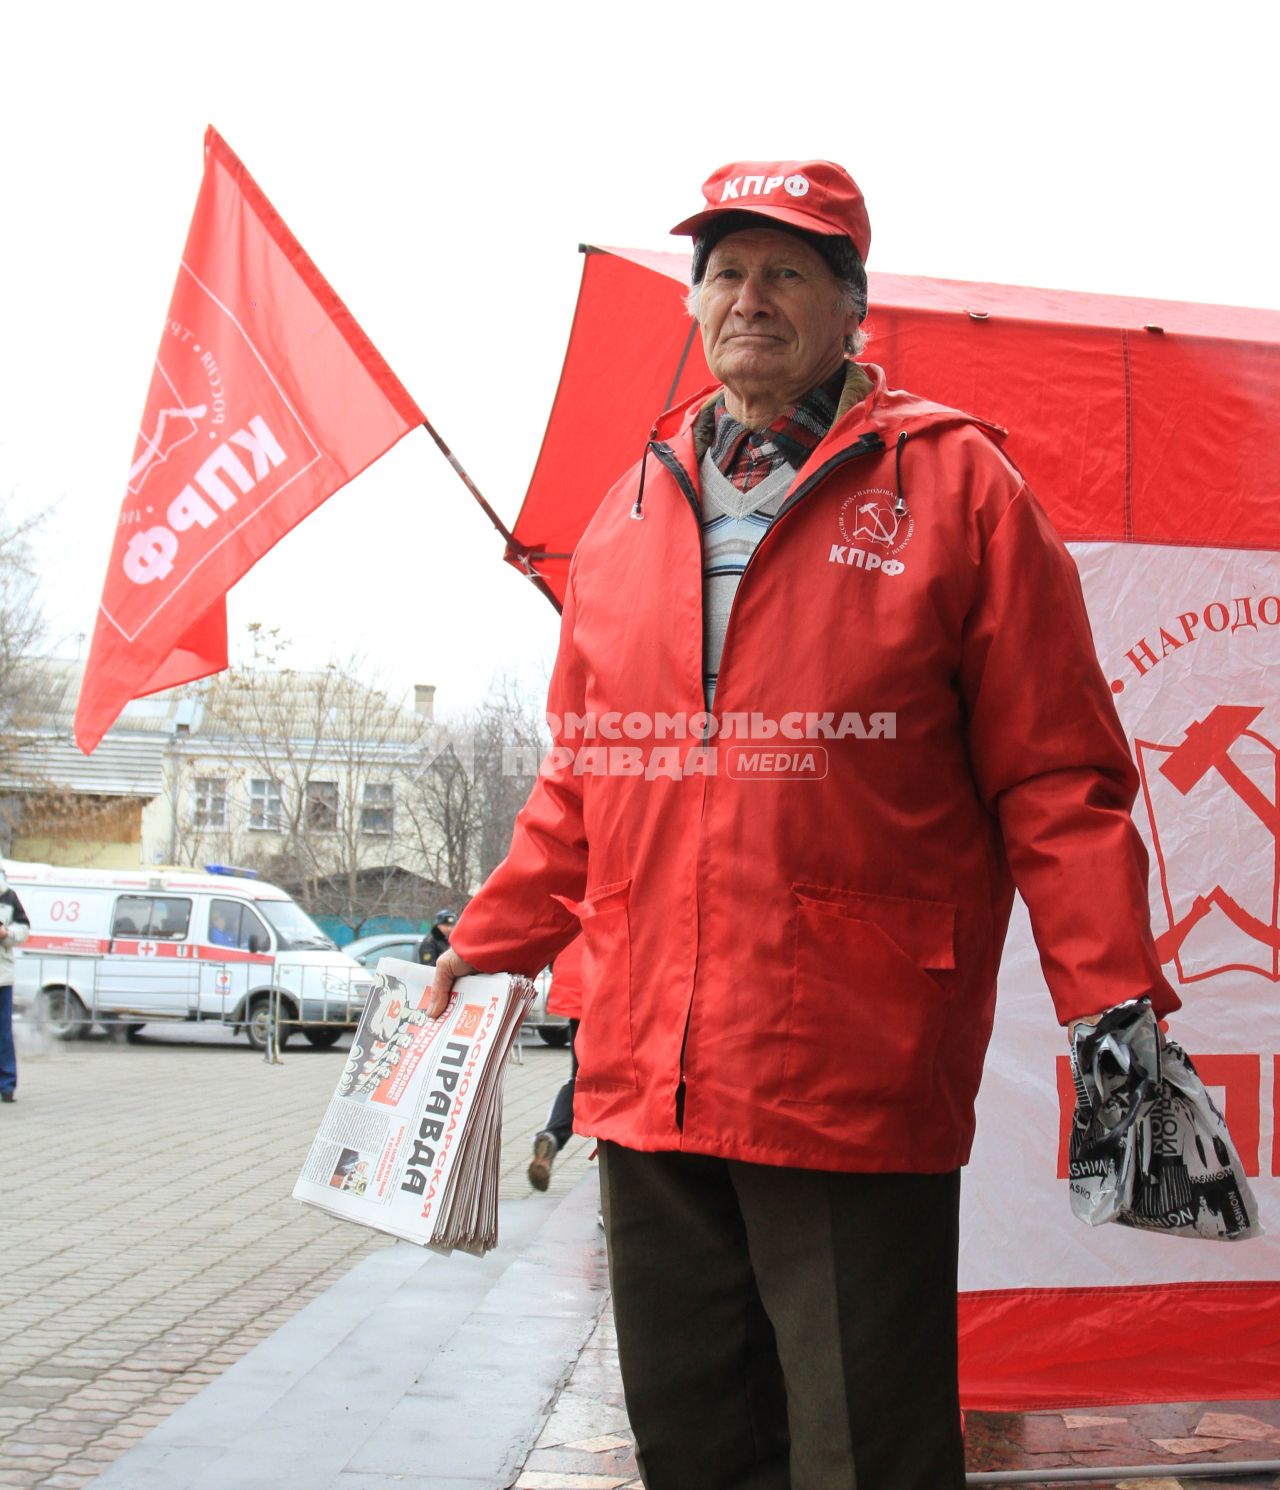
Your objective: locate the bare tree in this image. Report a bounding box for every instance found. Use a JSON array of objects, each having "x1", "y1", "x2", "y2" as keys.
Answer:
[
  {"x1": 396, "y1": 672, "x2": 549, "y2": 892},
  {"x1": 396, "y1": 728, "x2": 480, "y2": 893},
  {"x1": 0, "y1": 506, "x2": 54, "y2": 852},
  {"x1": 0, "y1": 508, "x2": 45, "y2": 740},
  {"x1": 168, "y1": 633, "x2": 439, "y2": 934},
  {"x1": 472, "y1": 673, "x2": 548, "y2": 880},
  {"x1": 163, "y1": 639, "x2": 550, "y2": 927}
]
